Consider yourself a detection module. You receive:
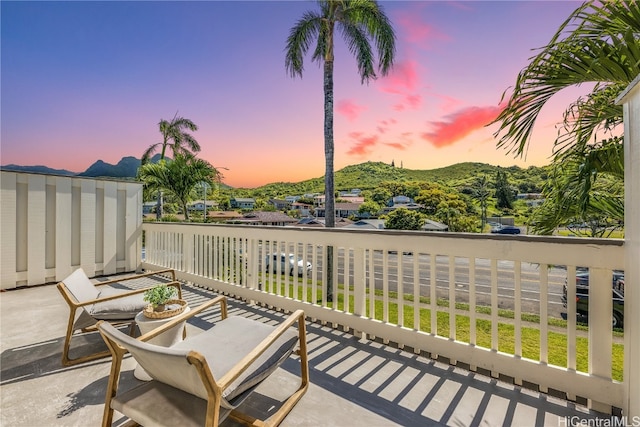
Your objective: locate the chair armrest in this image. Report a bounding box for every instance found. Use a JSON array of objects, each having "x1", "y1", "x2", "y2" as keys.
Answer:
[
  {"x1": 65, "y1": 281, "x2": 182, "y2": 308},
  {"x1": 217, "y1": 309, "x2": 306, "y2": 389},
  {"x1": 94, "y1": 268, "x2": 177, "y2": 287},
  {"x1": 137, "y1": 296, "x2": 228, "y2": 342}
]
